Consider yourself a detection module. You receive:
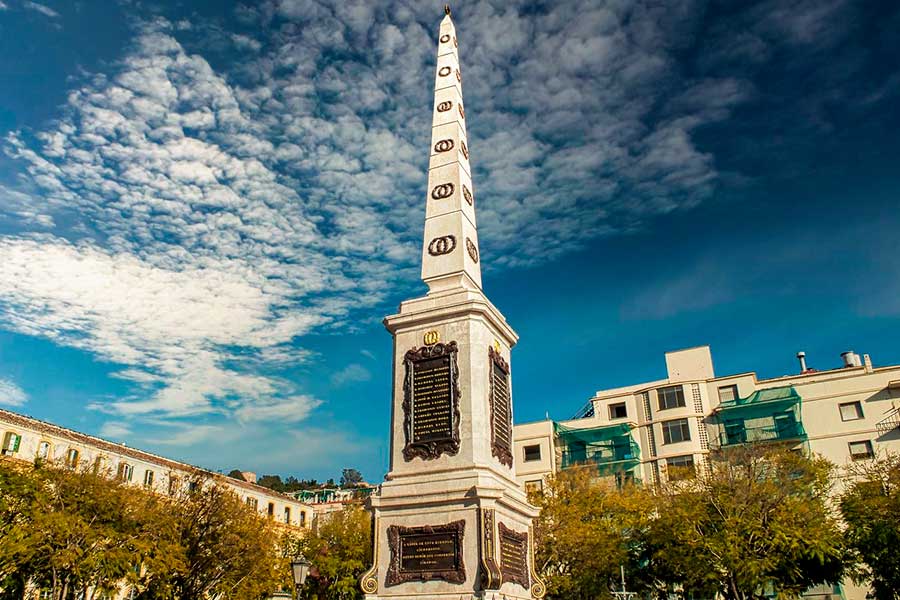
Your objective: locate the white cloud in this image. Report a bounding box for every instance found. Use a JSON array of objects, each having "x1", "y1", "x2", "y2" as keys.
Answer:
[
  {"x1": 0, "y1": 378, "x2": 27, "y2": 407},
  {"x1": 99, "y1": 421, "x2": 133, "y2": 439},
  {"x1": 23, "y1": 1, "x2": 59, "y2": 18},
  {"x1": 330, "y1": 363, "x2": 372, "y2": 387}
]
